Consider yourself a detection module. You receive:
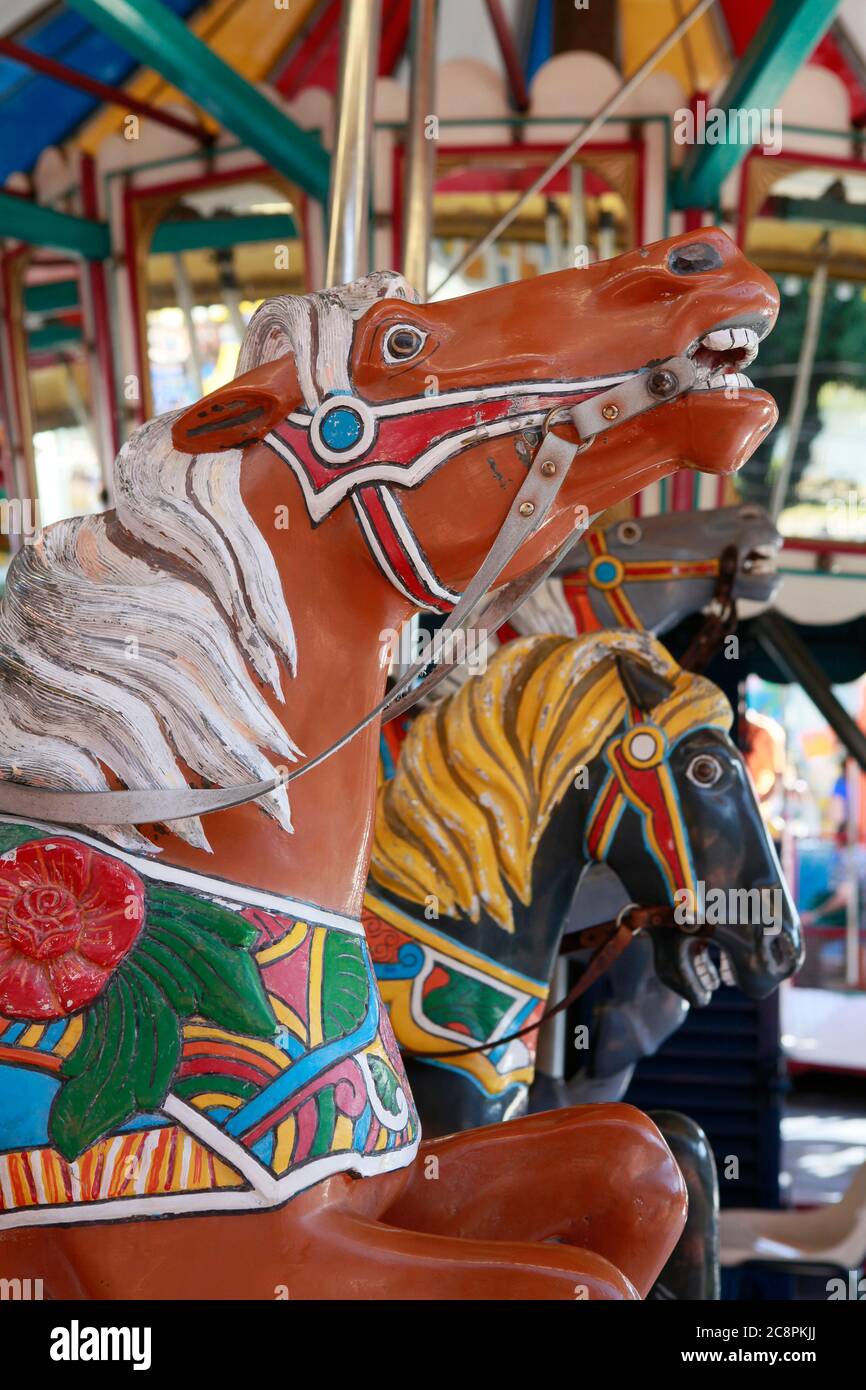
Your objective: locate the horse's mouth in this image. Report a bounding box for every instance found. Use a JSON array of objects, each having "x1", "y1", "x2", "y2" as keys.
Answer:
[
  {"x1": 684, "y1": 317, "x2": 767, "y2": 395},
  {"x1": 742, "y1": 543, "x2": 779, "y2": 578},
  {"x1": 671, "y1": 939, "x2": 738, "y2": 1007}
]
